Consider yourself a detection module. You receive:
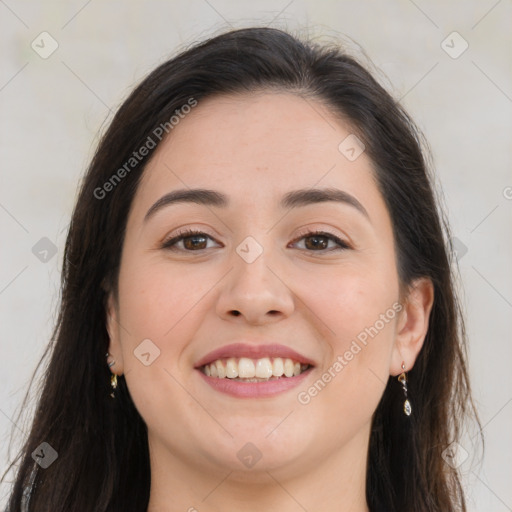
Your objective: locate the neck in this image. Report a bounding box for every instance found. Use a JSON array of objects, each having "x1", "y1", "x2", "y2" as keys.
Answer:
[{"x1": 146, "y1": 423, "x2": 372, "y2": 512}]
